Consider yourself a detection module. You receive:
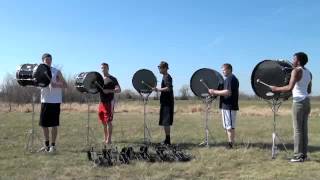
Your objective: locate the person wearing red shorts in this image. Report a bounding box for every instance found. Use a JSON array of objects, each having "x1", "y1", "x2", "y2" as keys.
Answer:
[{"x1": 98, "y1": 63, "x2": 121, "y2": 144}]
